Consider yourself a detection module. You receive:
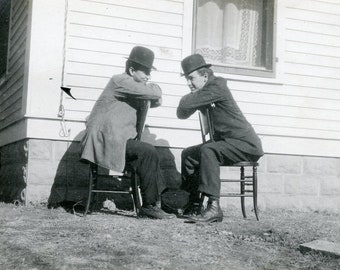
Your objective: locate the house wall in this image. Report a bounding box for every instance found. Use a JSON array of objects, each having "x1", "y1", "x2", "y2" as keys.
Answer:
[
  {"x1": 0, "y1": 0, "x2": 29, "y2": 139},
  {"x1": 21, "y1": 0, "x2": 340, "y2": 158},
  {"x1": 0, "y1": 0, "x2": 340, "y2": 212}
]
